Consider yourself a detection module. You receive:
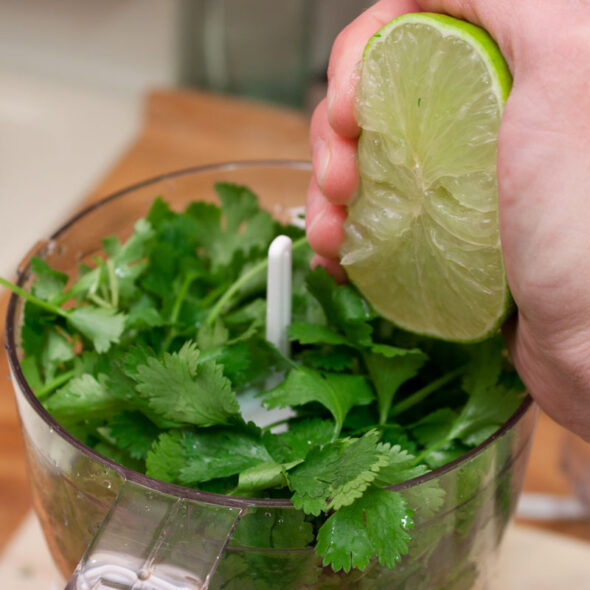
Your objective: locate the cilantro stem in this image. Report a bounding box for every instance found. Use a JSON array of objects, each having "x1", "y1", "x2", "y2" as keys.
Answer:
[
  {"x1": 163, "y1": 272, "x2": 199, "y2": 350},
  {"x1": 0, "y1": 277, "x2": 67, "y2": 318},
  {"x1": 106, "y1": 259, "x2": 118, "y2": 308},
  {"x1": 205, "y1": 236, "x2": 308, "y2": 327},
  {"x1": 35, "y1": 369, "x2": 76, "y2": 400},
  {"x1": 88, "y1": 292, "x2": 112, "y2": 309},
  {"x1": 390, "y1": 366, "x2": 465, "y2": 417},
  {"x1": 410, "y1": 436, "x2": 452, "y2": 467}
]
